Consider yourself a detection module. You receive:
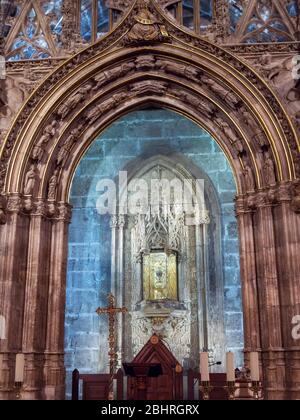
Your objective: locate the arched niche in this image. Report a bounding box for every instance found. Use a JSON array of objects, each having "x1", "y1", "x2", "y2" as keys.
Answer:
[{"x1": 64, "y1": 108, "x2": 243, "y2": 397}]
